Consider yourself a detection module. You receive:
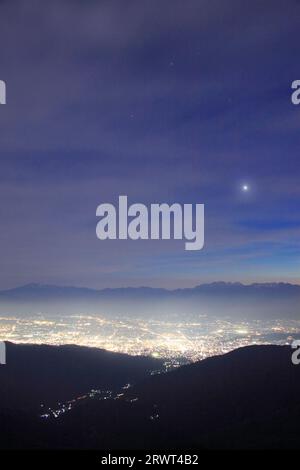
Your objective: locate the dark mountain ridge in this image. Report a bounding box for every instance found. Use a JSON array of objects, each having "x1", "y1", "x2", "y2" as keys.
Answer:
[
  {"x1": 54, "y1": 344, "x2": 300, "y2": 449},
  {"x1": 1, "y1": 343, "x2": 300, "y2": 449},
  {"x1": 0, "y1": 342, "x2": 163, "y2": 411}
]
